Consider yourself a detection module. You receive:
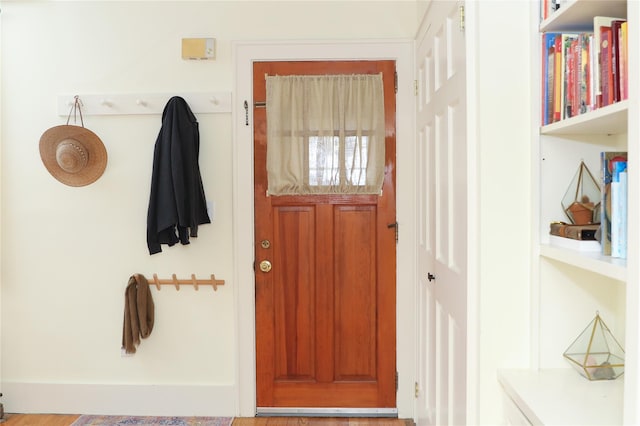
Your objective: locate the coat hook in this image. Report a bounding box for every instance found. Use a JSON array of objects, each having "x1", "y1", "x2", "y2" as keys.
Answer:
[
  {"x1": 136, "y1": 99, "x2": 147, "y2": 107},
  {"x1": 191, "y1": 274, "x2": 199, "y2": 291},
  {"x1": 145, "y1": 273, "x2": 225, "y2": 291},
  {"x1": 172, "y1": 273, "x2": 179, "y2": 290},
  {"x1": 211, "y1": 274, "x2": 218, "y2": 291},
  {"x1": 153, "y1": 273, "x2": 161, "y2": 290},
  {"x1": 100, "y1": 99, "x2": 112, "y2": 107},
  {"x1": 210, "y1": 96, "x2": 219, "y2": 105}
]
